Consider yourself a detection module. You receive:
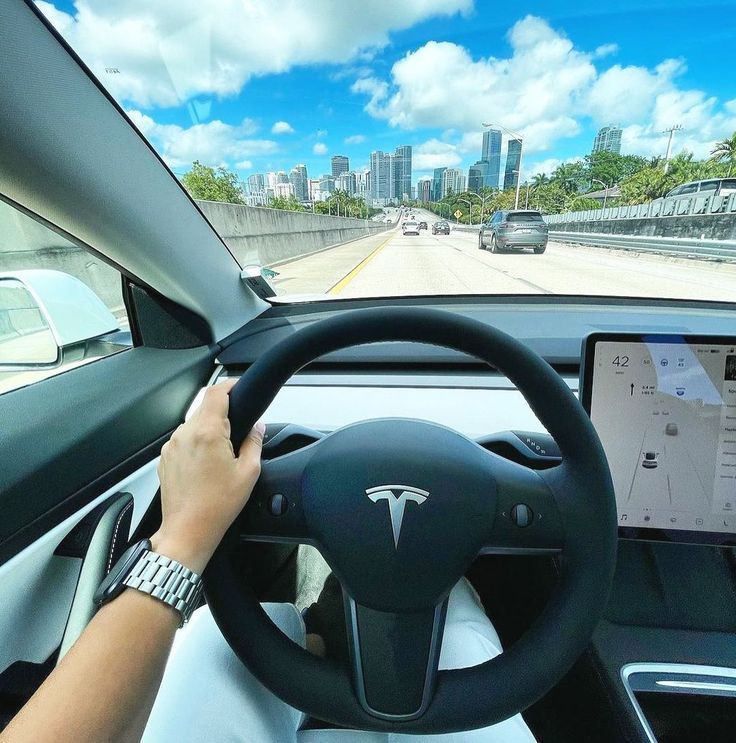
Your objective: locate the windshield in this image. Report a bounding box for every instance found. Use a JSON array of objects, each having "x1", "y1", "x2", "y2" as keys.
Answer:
[
  {"x1": 39, "y1": 1, "x2": 736, "y2": 304},
  {"x1": 506, "y1": 213, "x2": 544, "y2": 223}
]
